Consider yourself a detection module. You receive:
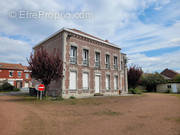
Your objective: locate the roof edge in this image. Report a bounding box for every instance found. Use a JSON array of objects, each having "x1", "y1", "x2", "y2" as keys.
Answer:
[{"x1": 33, "y1": 27, "x2": 121, "y2": 50}]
